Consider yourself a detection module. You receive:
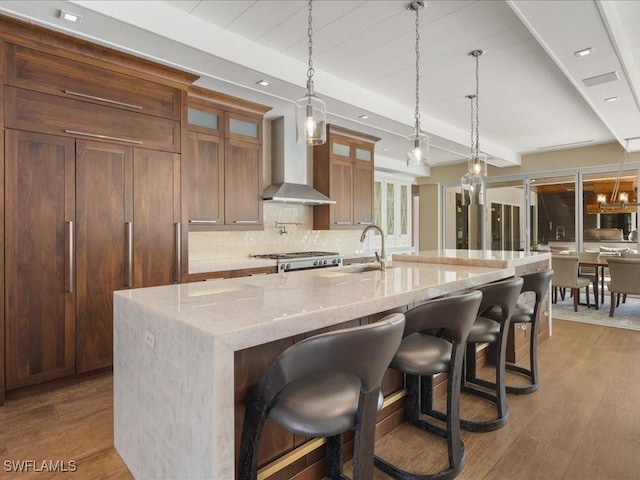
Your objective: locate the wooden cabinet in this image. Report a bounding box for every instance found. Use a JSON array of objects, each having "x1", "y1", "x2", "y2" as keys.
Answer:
[
  {"x1": 4, "y1": 131, "x2": 181, "y2": 385},
  {"x1": 5, "y1": 43, "x2": 181, "y2": 120},
  {"x1": 224, "y1": 138, "x2": 262, "y2": 226},
  {"x1": 5, "y1": 130, "x2": 76, "y2": 389},
  {"x1": 183, "y1": 131, "x2": 224, "y2": 226},
  {"x1": 5, "y1": 87, "x2": 181, "y2": 153},
  {"x1": 132, "y1": 148, "x2": 181, "y2": 288},
  {"x1": 182, "y1": 87, "x2": 269, "y2": 231},
  {"x1": 75, "y1": 140, "x2": 131, "y2": 373},
  {"x1": 313, "y1": 125, "x2": 379, "y2": 230},
  {"x1": 0, "y1": 20, "x2": 196, "y2": 396}
]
